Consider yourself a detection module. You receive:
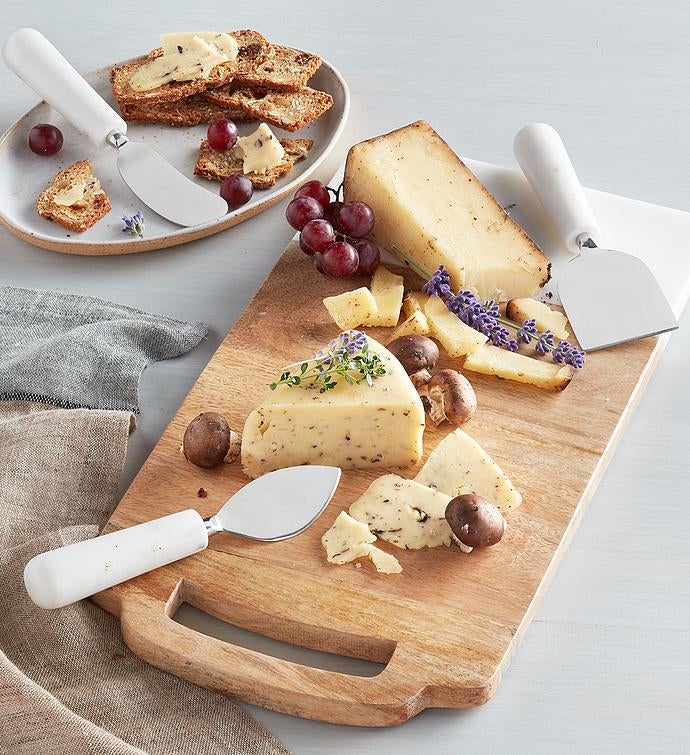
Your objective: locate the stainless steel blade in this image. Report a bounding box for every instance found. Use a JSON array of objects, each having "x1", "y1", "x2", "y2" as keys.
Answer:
[
  {"x1": 207, "y1": 466, "x2": 341, "y2": 541},
  {"x1": 117, "y1": 140, "x2": 228, "y2": 227},
  {"x1": 558, "y1": 250, "x2": 678, "y2": 351}
]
